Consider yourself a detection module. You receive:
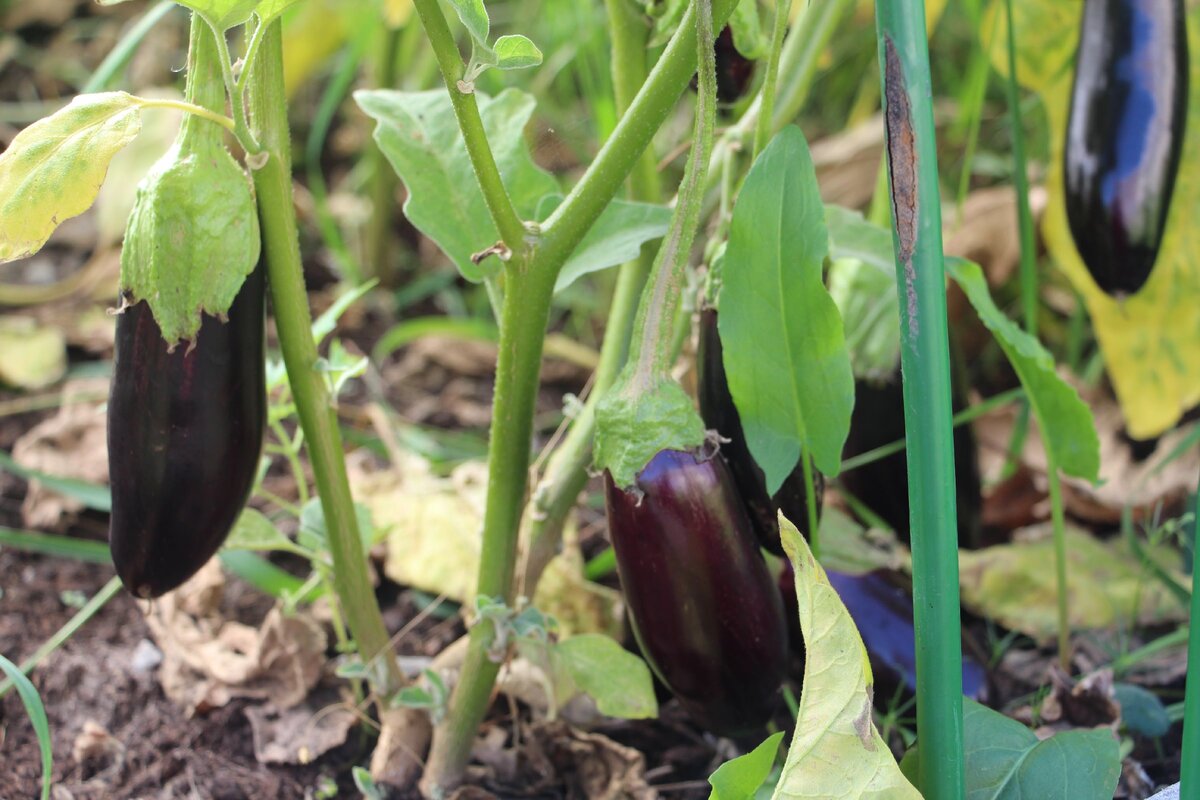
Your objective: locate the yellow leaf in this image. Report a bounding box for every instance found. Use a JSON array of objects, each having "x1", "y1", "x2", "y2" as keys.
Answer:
[
  {"x1": 990, "y1": 2, "x2": 1200, "y2": 438},
  {"x1": 958, "y1": 525, "x2": 1189, "y2": 642},
  {"x1": 0, "y1": 317, "x2": 66, "y2": 390},
  {"x1": 0, "y1": 92, "x2": 141, "y2": 263},
  {"x1": 775, "y1": 514, "x2": 922, "y2": 800}
]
